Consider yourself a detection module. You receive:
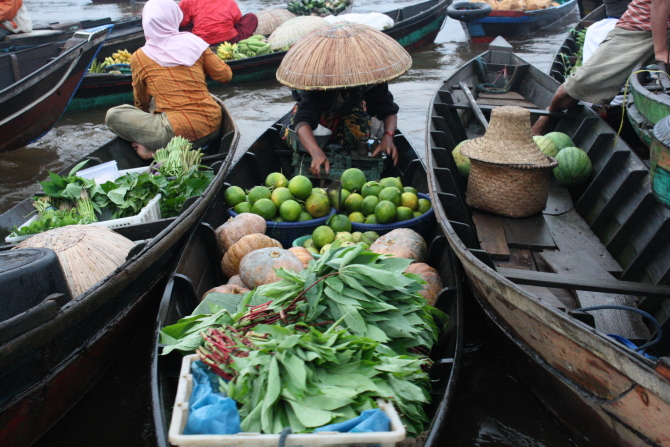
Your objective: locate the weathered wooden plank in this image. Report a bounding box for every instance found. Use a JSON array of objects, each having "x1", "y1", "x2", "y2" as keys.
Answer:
[
  {"x1": 539, "y1": 251, "x2": 650, "y2": 340},
  {"x1": 472, "y1": 211, "x2": 510, "y2": 260},
  {"x1": 495, "y1": 248, "x2": 535, "y2": 270},
  {"x1": 478, "y1": 91, "x2": 527, "y2": 100},
  {"x1": 439, "y1": 103, "x2": 580, "y2": 119},
  {"x1": 460, "y1": 81, "x2": 489, "y2": 129},
  {"x1": 543, "y1": 180, "x2": 573, "y2": 215},
  {"x1": 498, "y1": 267, "x2": 670, "y2": 298},
  {"x1": 520, "y1": 284, "x2": 567, "y2": 311},
  {"x1": 502, "y1": 215, "x2": 556, "y2": 250},
  {"x1": 475, "y1": 97, "x2": 538, "y2": 108},
  {"x1": 544, "y1": 209, "x2": 623, "y2": 274}
]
